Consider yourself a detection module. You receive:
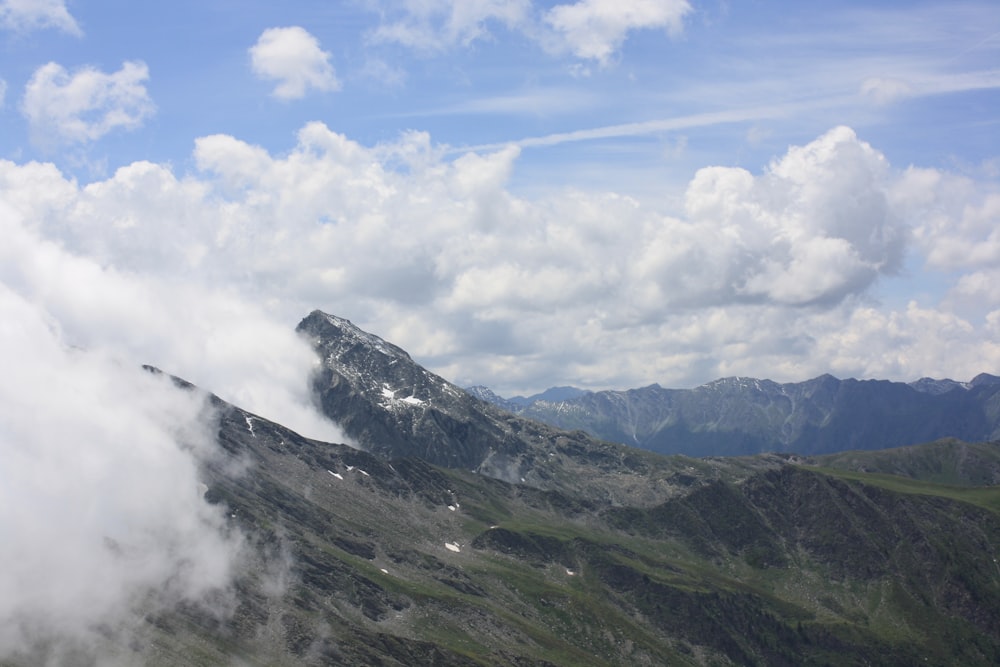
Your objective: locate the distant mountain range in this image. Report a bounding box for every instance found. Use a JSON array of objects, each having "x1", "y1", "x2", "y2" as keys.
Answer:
[
  {"x1": 469, "y1": 373, "x2": 1000, "y2": 457},
  {"x1": 18, "y1": 310, "x2": 1000, "y2": 665}
]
